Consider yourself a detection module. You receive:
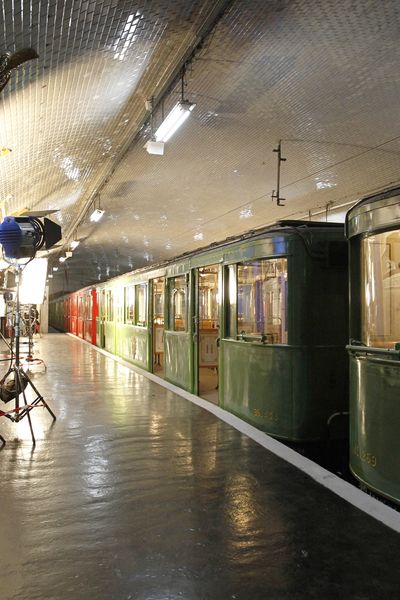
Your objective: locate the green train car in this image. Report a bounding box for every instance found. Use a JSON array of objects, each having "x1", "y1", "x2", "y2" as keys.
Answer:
[
  {"x1": 346, "y1": 186, "x2": 400, "y2": 504},
  {"x1": 50, "y1": 220, "x2": 349, "y2": 443}
]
